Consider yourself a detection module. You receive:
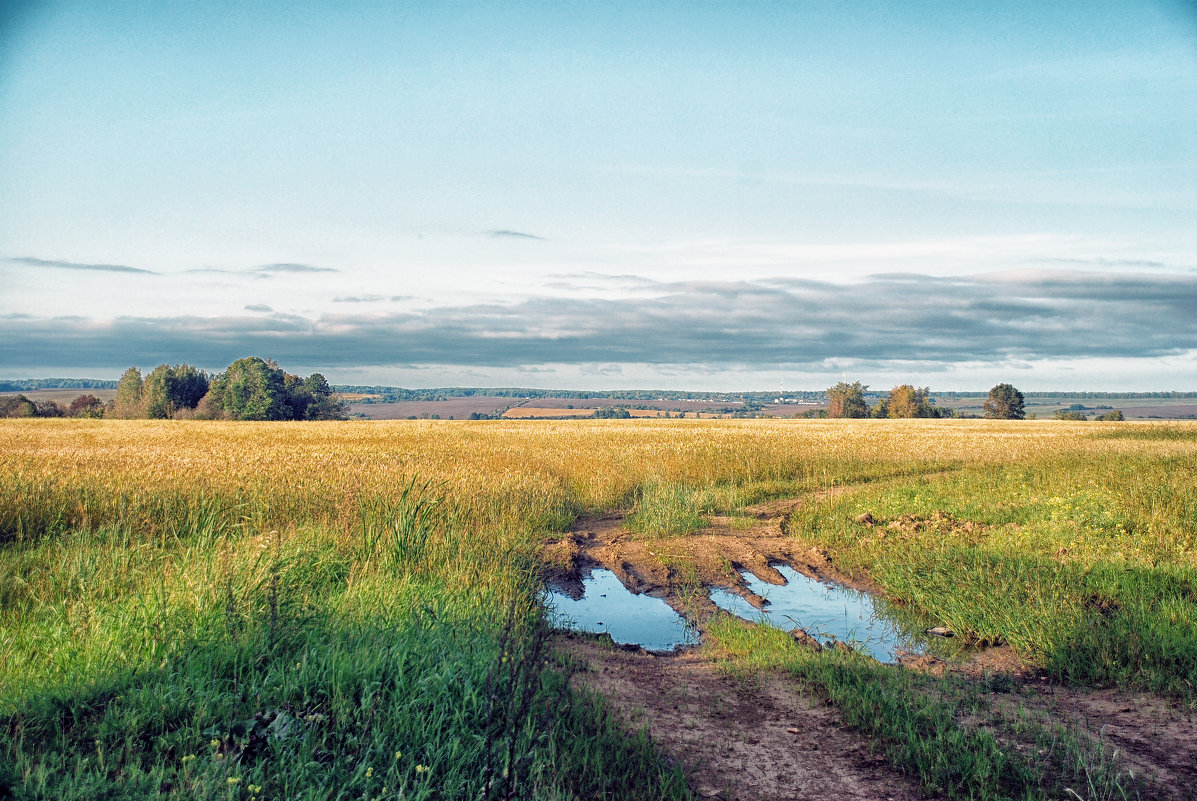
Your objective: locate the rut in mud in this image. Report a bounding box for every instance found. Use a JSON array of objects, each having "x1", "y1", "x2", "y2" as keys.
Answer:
[{"x1": 558, "y1": 634, "x2": 936, "y2": 801}]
